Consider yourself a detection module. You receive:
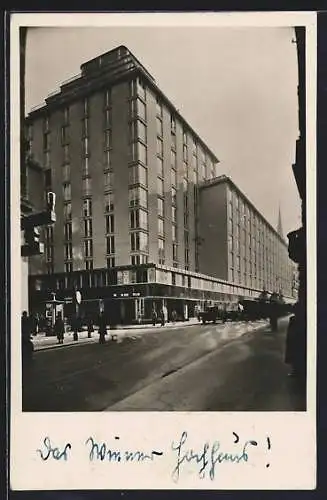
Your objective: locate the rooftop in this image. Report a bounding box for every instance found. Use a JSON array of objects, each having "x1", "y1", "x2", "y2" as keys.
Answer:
[
  {"x1": 27, "y1": 45, "x2": 219, "y2": 163},
  {"x1": 199, "y1": 175, "x2": 287, "y2": 246}
]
